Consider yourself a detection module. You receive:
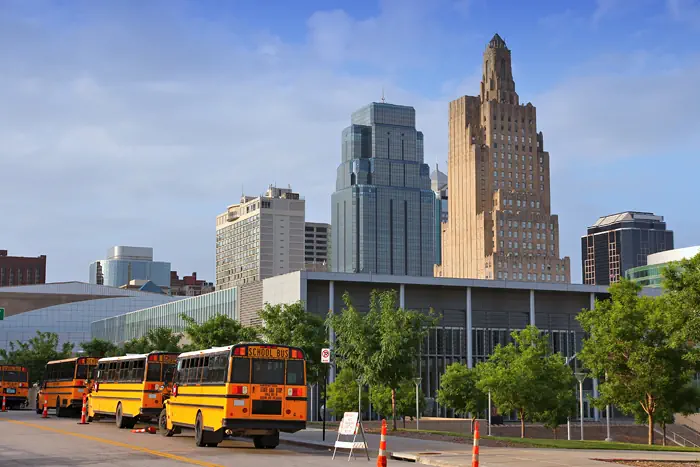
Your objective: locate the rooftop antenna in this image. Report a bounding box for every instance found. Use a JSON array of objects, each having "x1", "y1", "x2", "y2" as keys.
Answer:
[{"x1": 381, "y1": 87, "x2": 386, "y2": 103}]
